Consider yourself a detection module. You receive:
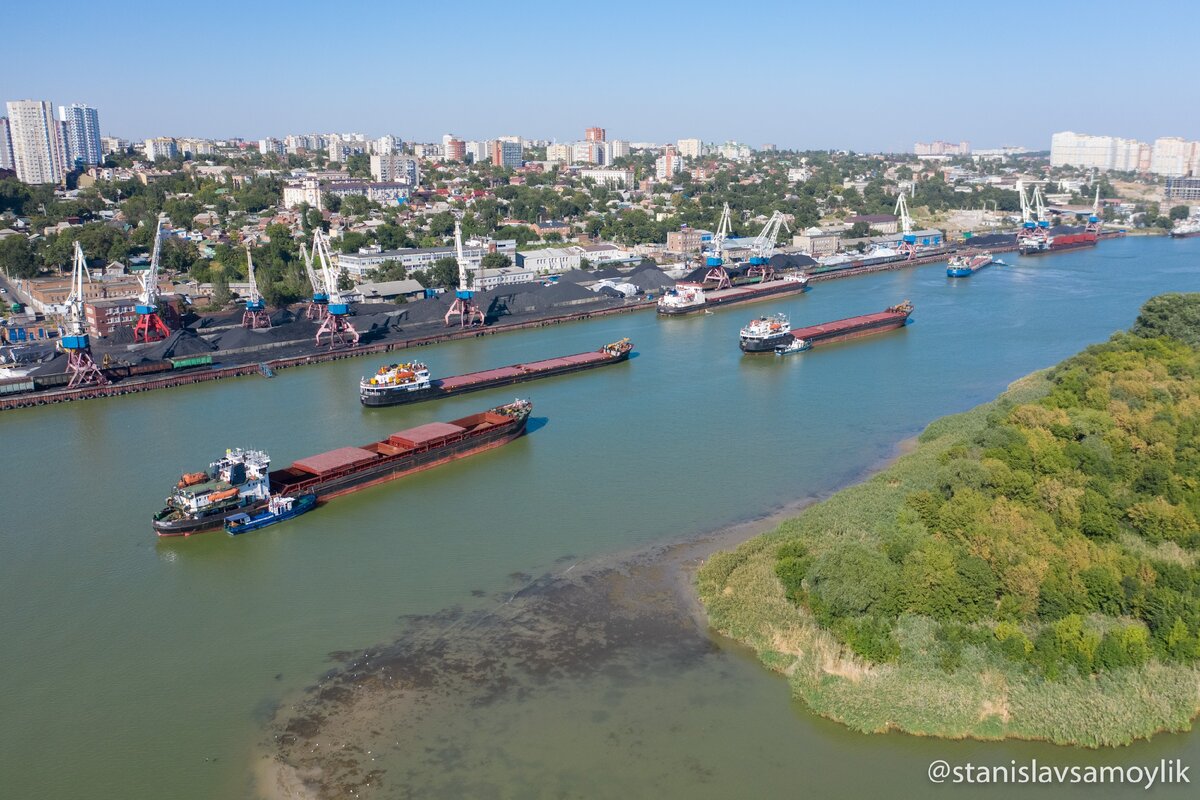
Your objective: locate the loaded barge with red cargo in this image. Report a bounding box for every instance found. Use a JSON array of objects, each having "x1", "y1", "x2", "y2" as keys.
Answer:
[
  {"x1": 360, "y1": 339, "x2": 632, "y2": 407},
  {"x1": 656, "y1": 273, "x2": 809, "y2": 316},
  {"x1": 1017, "y1": 225, "x2": 1099, "y2": 256},
  {"x1": 153, "y1": 400, "x2": 532, "y2": 534},
  {"x1": 742, "y1": 301, "x2": 913, "y2": 353}
]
